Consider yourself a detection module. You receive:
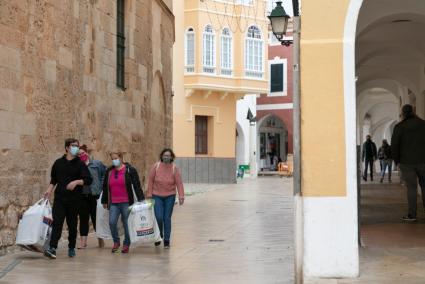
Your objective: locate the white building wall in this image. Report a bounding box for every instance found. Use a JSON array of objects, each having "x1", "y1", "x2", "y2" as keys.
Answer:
[{"x1": 236, "y1": 95, "x2": 257, "y2": 175}]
